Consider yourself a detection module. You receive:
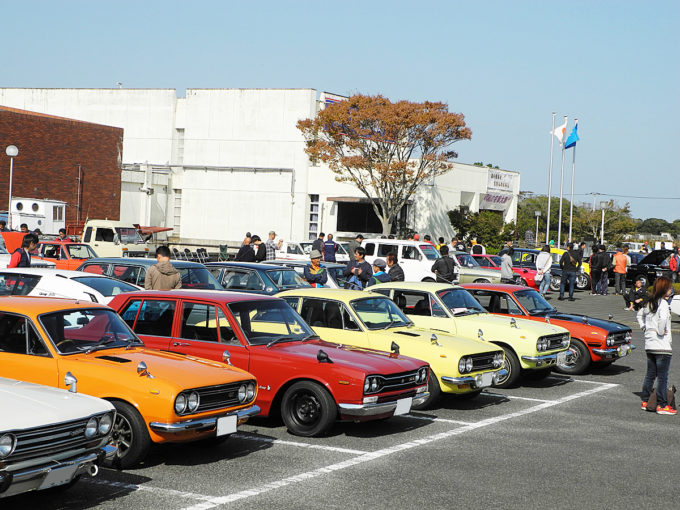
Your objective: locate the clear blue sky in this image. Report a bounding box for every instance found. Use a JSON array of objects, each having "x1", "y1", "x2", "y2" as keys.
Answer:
[{"x1": 3, "y1": 0, "x2": 679, "y2": 221}]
